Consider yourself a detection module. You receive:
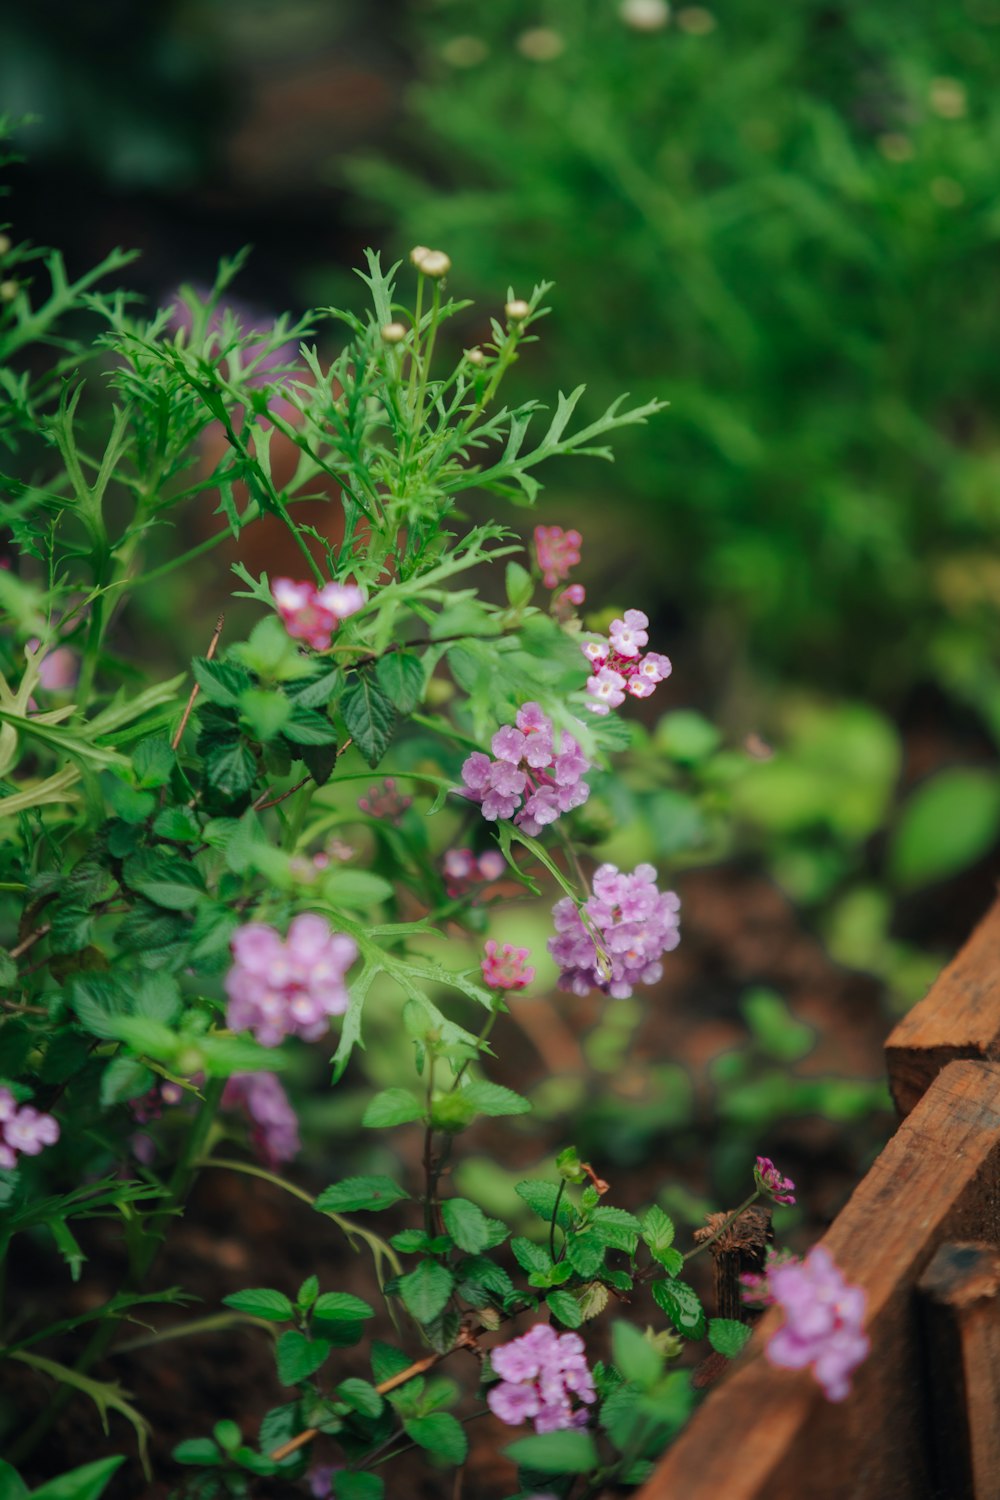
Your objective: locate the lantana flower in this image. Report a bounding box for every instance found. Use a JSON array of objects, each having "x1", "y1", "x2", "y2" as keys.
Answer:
[
  {"x1": 272, "y1": 577, "x2": 365, "y2": 651},
  {"x1": 548, "y1": 862, "x2": 680, "y2": 998},
  {"x1": 762, "y1": 1246, "x2": 869, "y2": 1402},
  {"x1": 224, "y1": 915, "x2": 358, "y2": 1046},
  {"x1": 487, "y1": 1324, "x2": 596, "y2": 1433},
  {"x1": 460, "y1": 702, "x2": 591, "y2": 835},
  {"x1": 481, "y1": 940, "x2": 535, "y2": 991},
  {"x1": 0, "y1": 1089, "x2": 59, "y2": 1169},
  {"x1": 581, "y1": 610, "x2": 671, "y2": 713},
  {"x1": 534, "y1": 525, "x2": 582, "y2": 589},
  {"x1": 222, "y1": 1072, "x2": 300, "y2": 1166}
]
